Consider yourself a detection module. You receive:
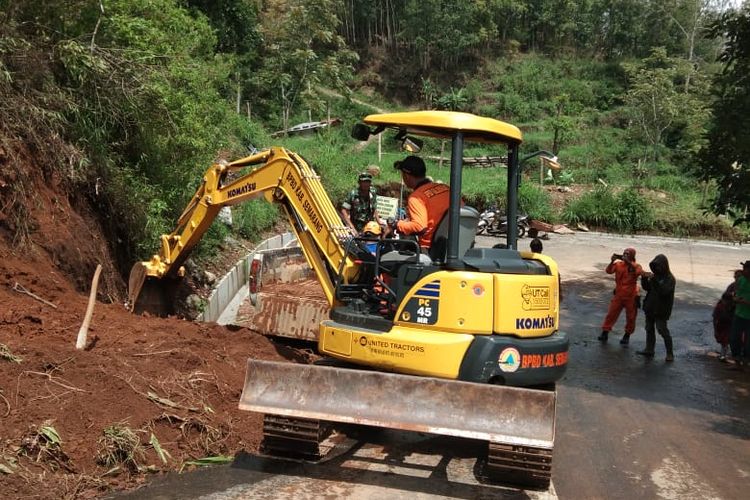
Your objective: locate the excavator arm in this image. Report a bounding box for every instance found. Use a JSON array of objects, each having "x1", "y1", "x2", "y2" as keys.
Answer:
[{"x1": 128, "y1": 147, "x2": 357, "y2": 315}]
